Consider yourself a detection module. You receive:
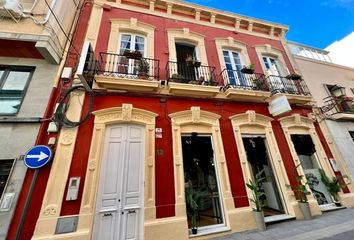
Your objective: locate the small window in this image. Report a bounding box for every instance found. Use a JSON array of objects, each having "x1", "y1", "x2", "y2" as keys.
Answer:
[
  {"x1": 349, "y1": 131, "x2": 354, "y2": 142},
  {"x1": 0, "y1": 159, "x2": 14, "y2": 199},
  {"x1": 0, "y1": 66, "x2": 34, "y2": 115}
]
